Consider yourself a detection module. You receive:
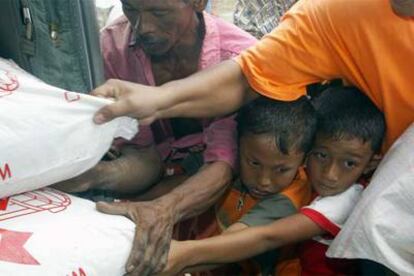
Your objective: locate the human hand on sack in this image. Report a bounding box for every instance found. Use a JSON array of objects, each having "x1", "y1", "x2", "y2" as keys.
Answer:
[
  {"x1": 96, "y1": 199, "x2": 177, "y2": 276},
  {"x1": 92, "y1": 79, "x2": 165, "y2": 126},
  {"x1": 52, "y1": 161, "x2": 114, "y2": 193}
]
